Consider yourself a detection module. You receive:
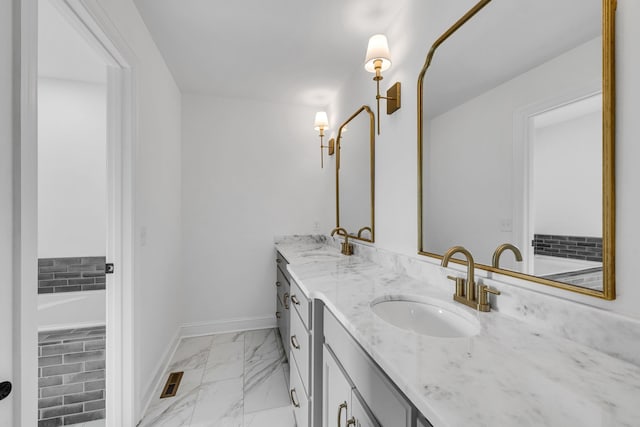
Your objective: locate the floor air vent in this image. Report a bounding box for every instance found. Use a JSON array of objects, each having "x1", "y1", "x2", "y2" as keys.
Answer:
[{"x1": 160, "y1": 371, "x2": 184, "y2": 398}]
